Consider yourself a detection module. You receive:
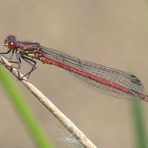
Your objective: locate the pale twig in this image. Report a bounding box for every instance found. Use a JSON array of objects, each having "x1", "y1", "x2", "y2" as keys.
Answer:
[{"x1": 0, "y1": 55, "x2": 98, "y2": 148}]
